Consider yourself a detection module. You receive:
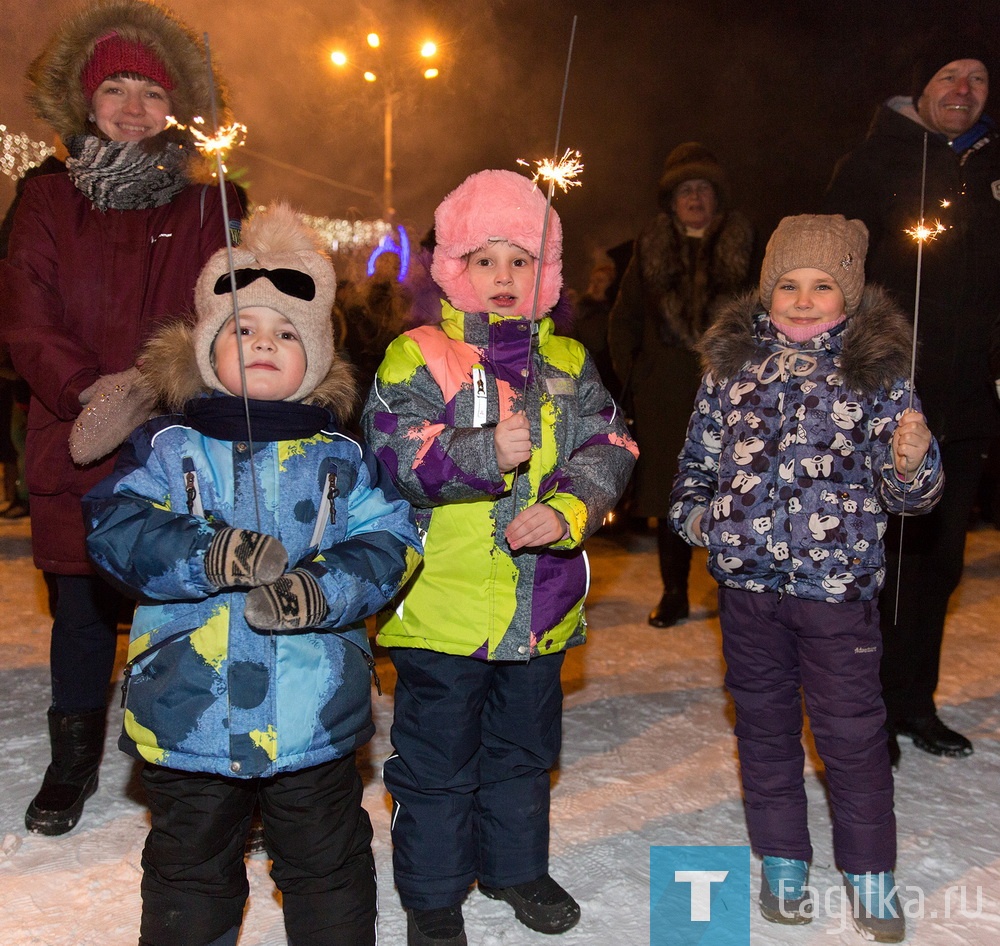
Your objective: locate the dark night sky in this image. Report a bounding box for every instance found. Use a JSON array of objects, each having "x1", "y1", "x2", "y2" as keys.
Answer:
[{"x1": 2, "y1": 0, "x2": 999, "y2": 287}]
